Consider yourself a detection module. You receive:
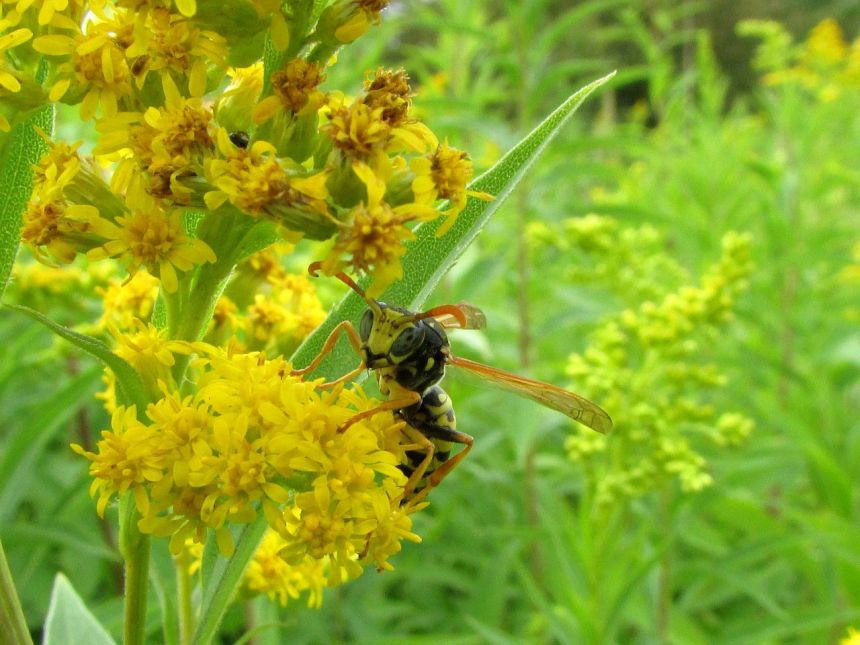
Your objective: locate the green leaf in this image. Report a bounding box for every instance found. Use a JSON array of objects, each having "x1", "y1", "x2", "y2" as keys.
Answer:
[
  {"x1": 5, "y1": 304, "x2": 149, "y2": 412},
  {"x1": 0, "y1": 364, "x2": 102, "y2": 522},
  {"x1": 43, "y1": 573, "x2": 117, "y2": 645},
  {"x1": 291, "y1": 72, "x2": 615, "y2": 378},
  {"x1": 0, "y1": 106, "x2": 54, "y2": 302}
]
